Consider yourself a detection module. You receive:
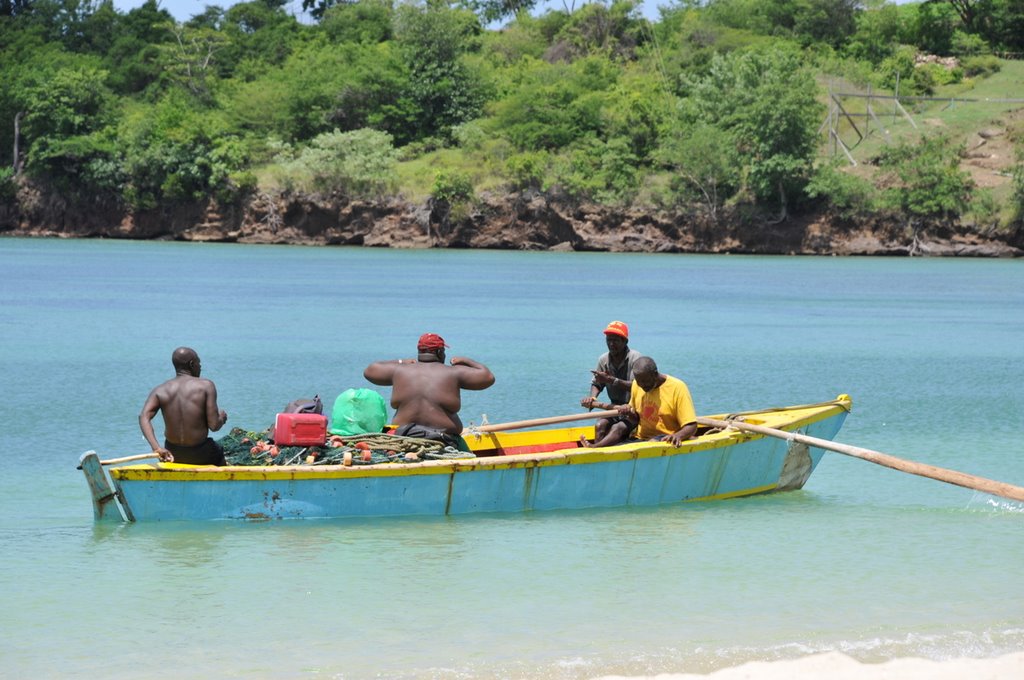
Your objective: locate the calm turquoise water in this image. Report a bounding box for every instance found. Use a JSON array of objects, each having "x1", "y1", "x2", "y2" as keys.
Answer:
[{"x1": 1, "y1": 238, "x2": 1022, "y2": 678}]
